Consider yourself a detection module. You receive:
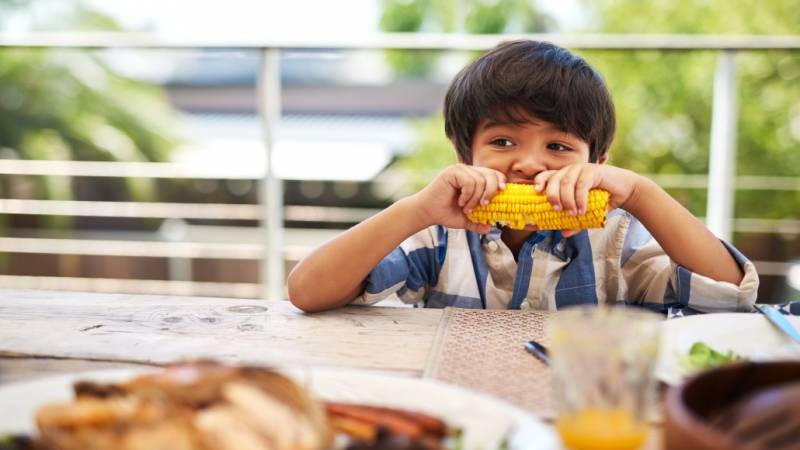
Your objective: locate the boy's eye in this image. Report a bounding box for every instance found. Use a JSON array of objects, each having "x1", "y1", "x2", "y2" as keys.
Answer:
[
  {"x1": 547, "y1": 142, "x2": 573, "y2": 152},
  {"x1": 490, "y1": 138, "x2": 514, "y2": 148}
]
